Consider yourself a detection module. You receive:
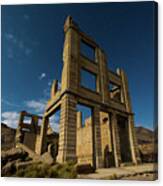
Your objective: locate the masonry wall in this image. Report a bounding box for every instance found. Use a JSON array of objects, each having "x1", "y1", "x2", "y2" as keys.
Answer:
[
  {"x1": 23, "y1": 132, "x2": 36, "y2": 151},
  {"x1": 57, "y1": 94, "x2": 77, "y2": 162},
  {"x1": 76, "y1": 117, "x2": 93, "y2": 165}
]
